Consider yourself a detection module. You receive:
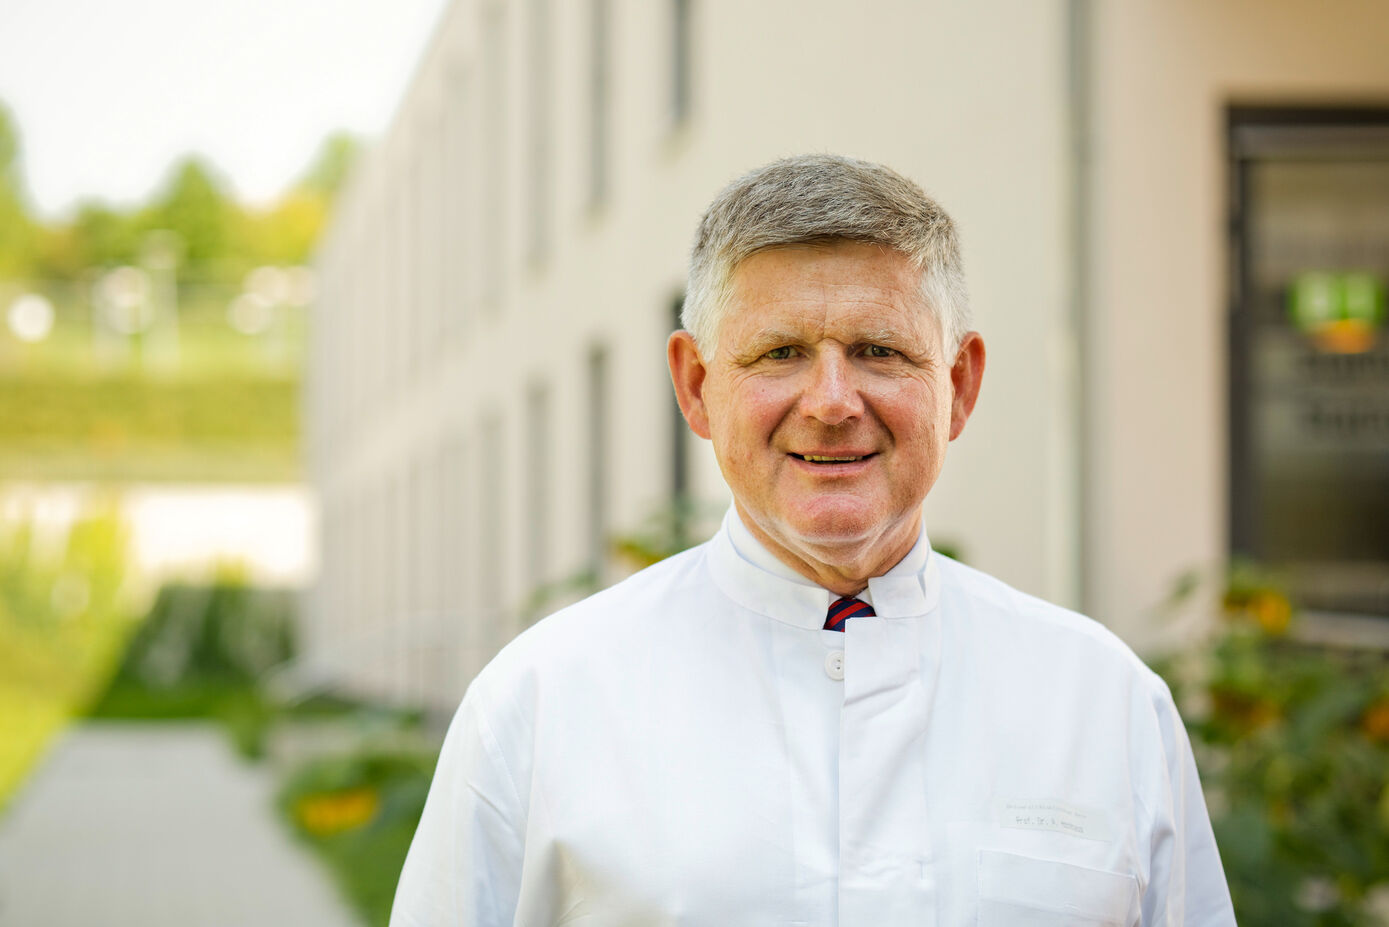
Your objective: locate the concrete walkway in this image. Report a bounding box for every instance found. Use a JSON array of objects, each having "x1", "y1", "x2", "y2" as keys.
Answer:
[{"x1": 0, "y1": 722, "x2": 363, "y2": 927}]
